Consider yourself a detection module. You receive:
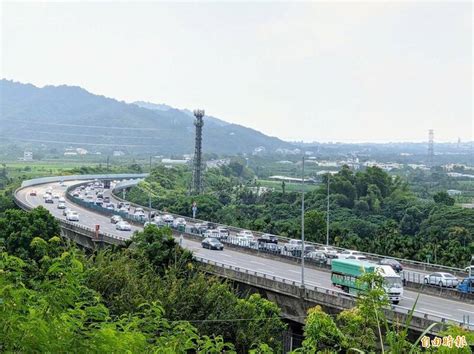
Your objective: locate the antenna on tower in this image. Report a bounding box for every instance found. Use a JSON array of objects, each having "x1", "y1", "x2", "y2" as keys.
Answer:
[
  {"x1": 193, "y1": 109, "x2": 205, "y2": 194},
  {"x1": 428, "y1": 129, "x2": 434, "y2": 168}
]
